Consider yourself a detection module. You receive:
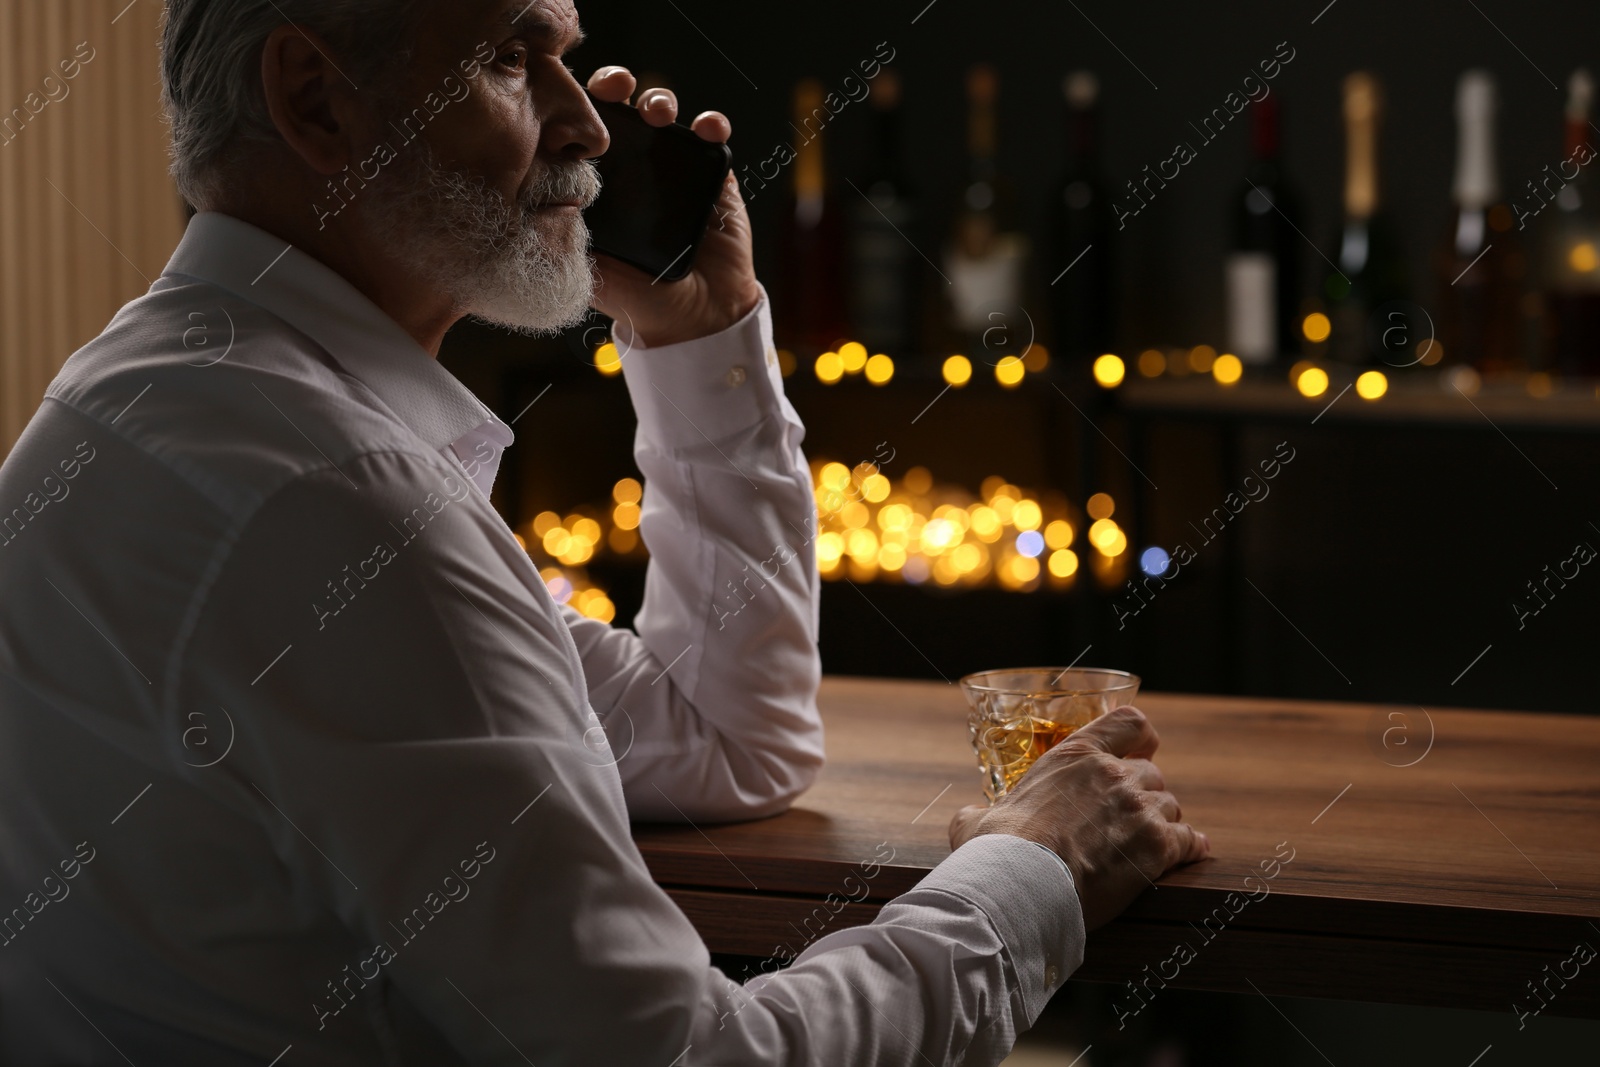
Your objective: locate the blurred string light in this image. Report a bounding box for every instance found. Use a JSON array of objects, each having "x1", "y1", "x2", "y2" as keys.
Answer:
[
  {"x1": 1211, "y1": 353, "x2": 1243, "y2": 386},
  {"x1": 595, "y1": 342, "x2": 623, "y2": 376},
  {"x1": 1302, "y1": 312, "x2": 1332, "y2": 343},
  {"x1": 1356, "y1": 370, "x2": 1388, "y2": 400},
  {"x1": 1093, "y1": 354, "x2": 1126, "y2": 388},
  {"x1": 995, "y1": 355, "x2": 1026, "y2": 388},
  {"x1": 943, "y1": 355, "x2": 973, "y2": 387}
]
